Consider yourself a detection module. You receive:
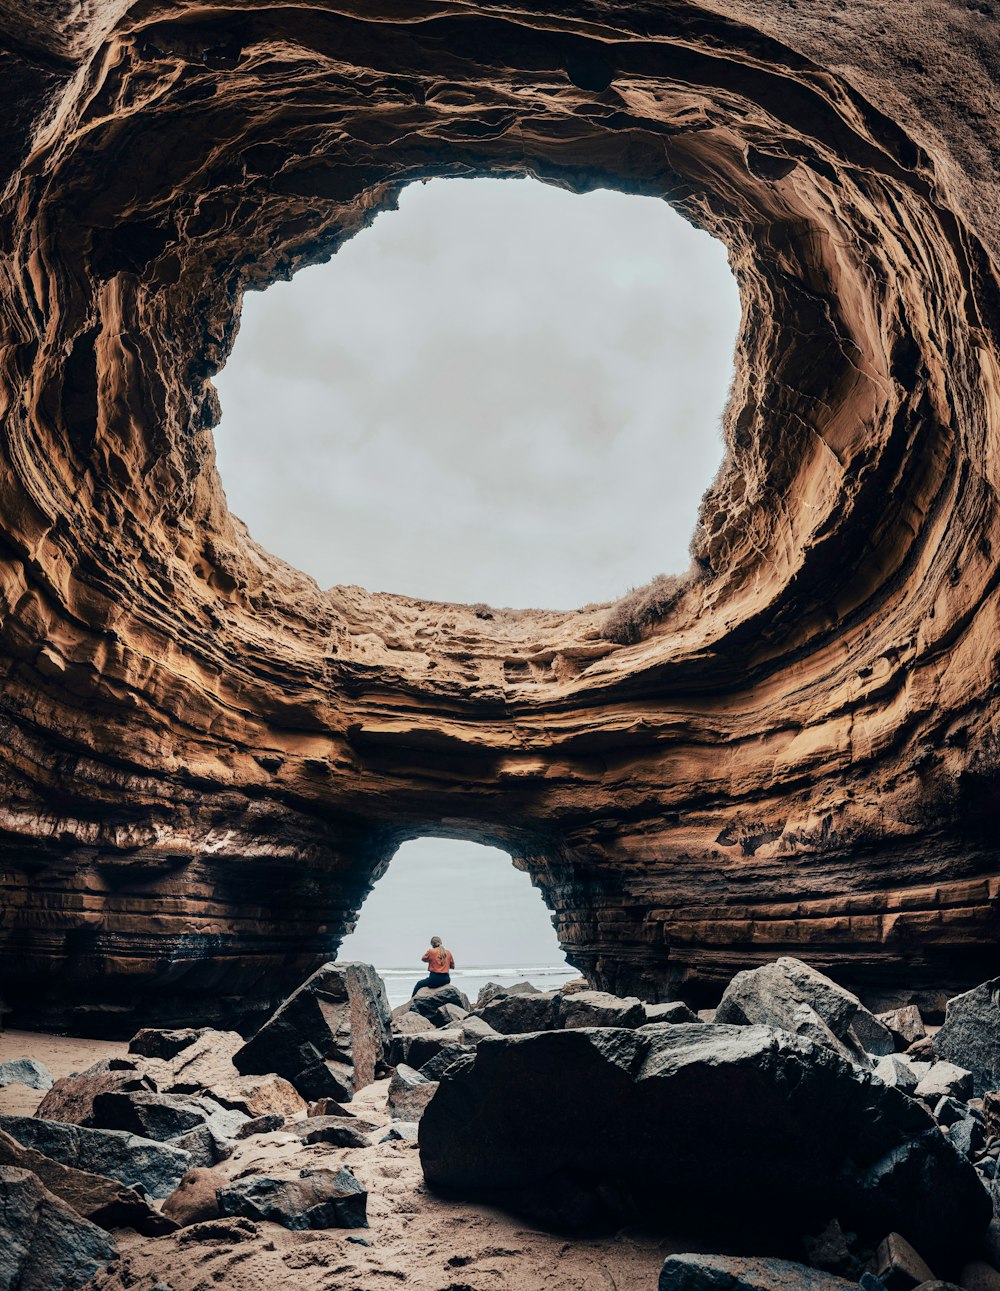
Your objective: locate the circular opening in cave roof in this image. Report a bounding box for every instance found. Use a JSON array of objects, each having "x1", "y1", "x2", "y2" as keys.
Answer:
[{"x1": 213, "y1": 177, "x2": 741, "y2": 611}]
